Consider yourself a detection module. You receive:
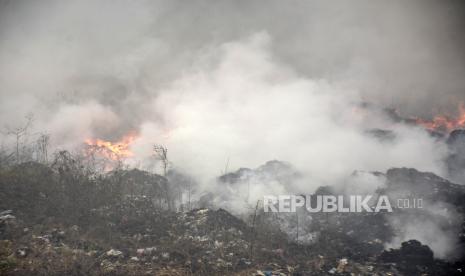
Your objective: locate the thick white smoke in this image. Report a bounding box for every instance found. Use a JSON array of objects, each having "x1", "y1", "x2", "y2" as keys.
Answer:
[{"x1": 130, "y1": 32, "x2": 448, "y2": 187}]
